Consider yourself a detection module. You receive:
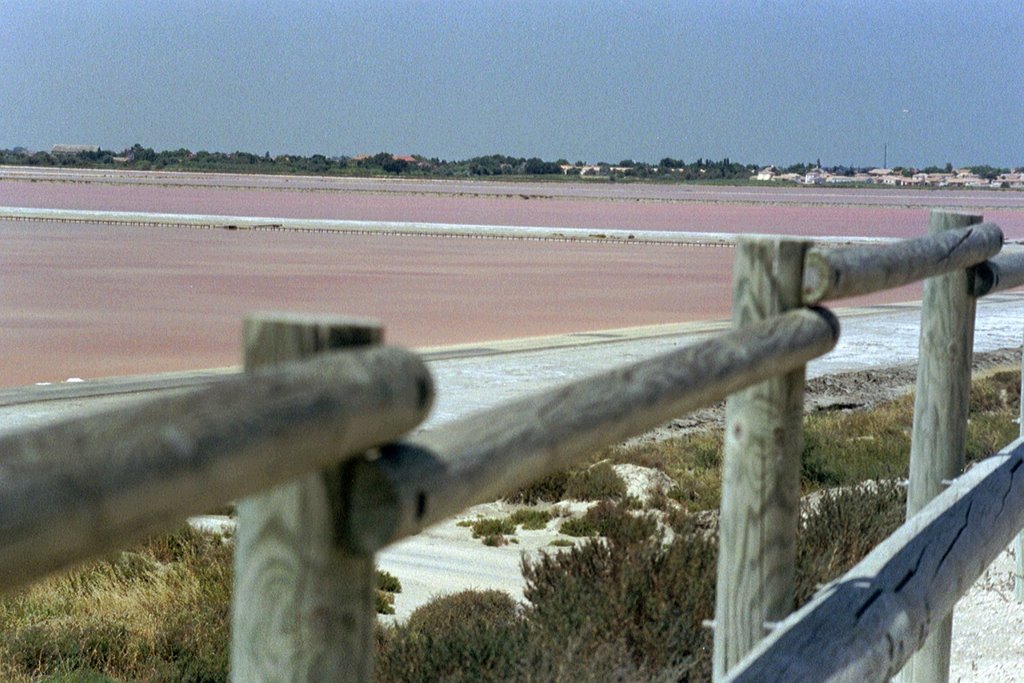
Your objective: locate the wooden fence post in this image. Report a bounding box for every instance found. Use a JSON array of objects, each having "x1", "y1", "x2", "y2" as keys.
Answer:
[
  {"x1": 712, "y1": 238, "x2": 811, "y2": 681},
  {"x1": 1017, "y1": 333, "x2": 1024, "y2": 603},
  {"x1": 230, "y1": 314, "x2": 382, "y2": 682},
  {"x1": 899, "y1": 211, "x2": 982, "y2": 683}
]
